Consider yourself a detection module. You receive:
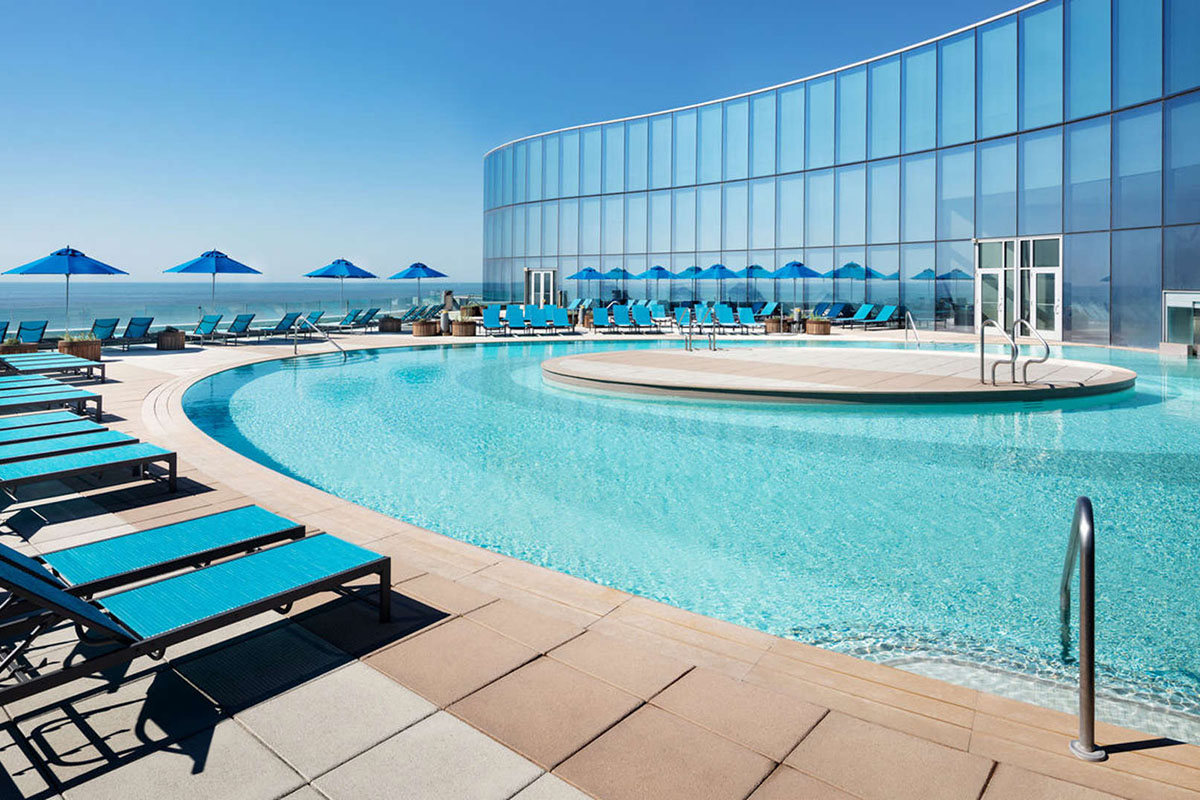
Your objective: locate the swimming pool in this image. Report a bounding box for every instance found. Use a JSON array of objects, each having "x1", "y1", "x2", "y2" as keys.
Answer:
[{"x1": 182, "y1": 339, "x2": 1200, "y2": 739}]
